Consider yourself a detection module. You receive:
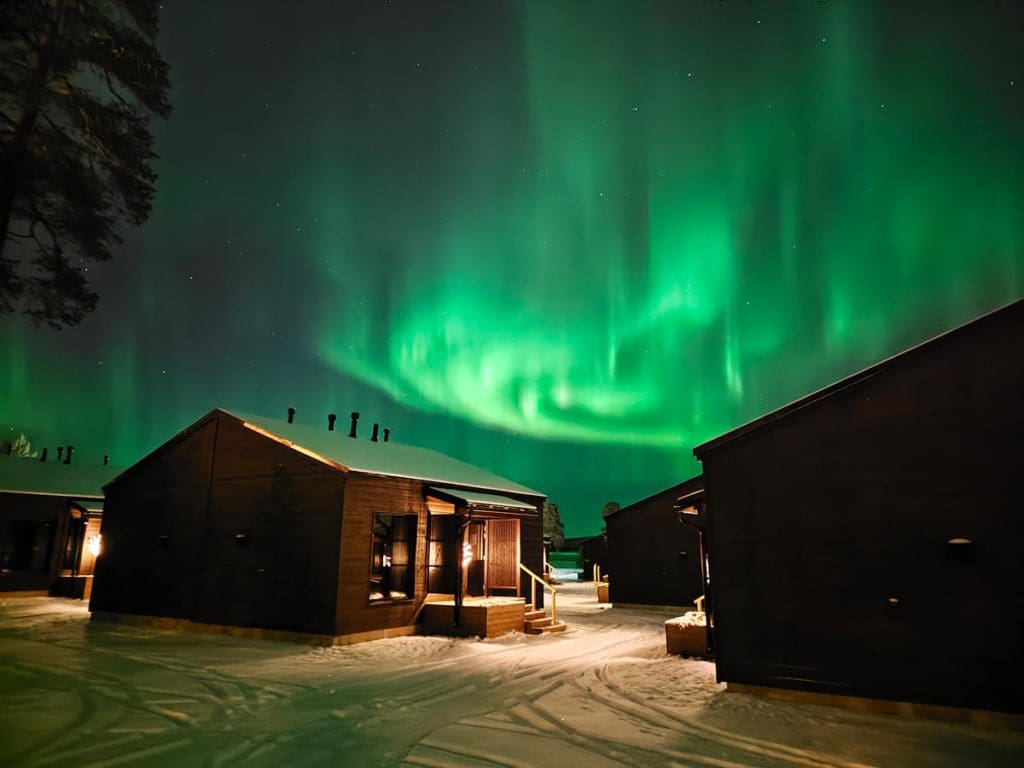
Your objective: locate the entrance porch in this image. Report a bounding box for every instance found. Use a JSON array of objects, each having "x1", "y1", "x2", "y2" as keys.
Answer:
[{"x1": 422, "y1": 486, "x2": 564, "y2": 637}]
